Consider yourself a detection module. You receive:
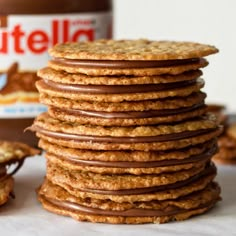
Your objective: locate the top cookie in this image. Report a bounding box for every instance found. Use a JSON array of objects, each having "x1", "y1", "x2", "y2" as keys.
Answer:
[{"x1": 49, "y1": 39, "x2": 218, "y2": 60}]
